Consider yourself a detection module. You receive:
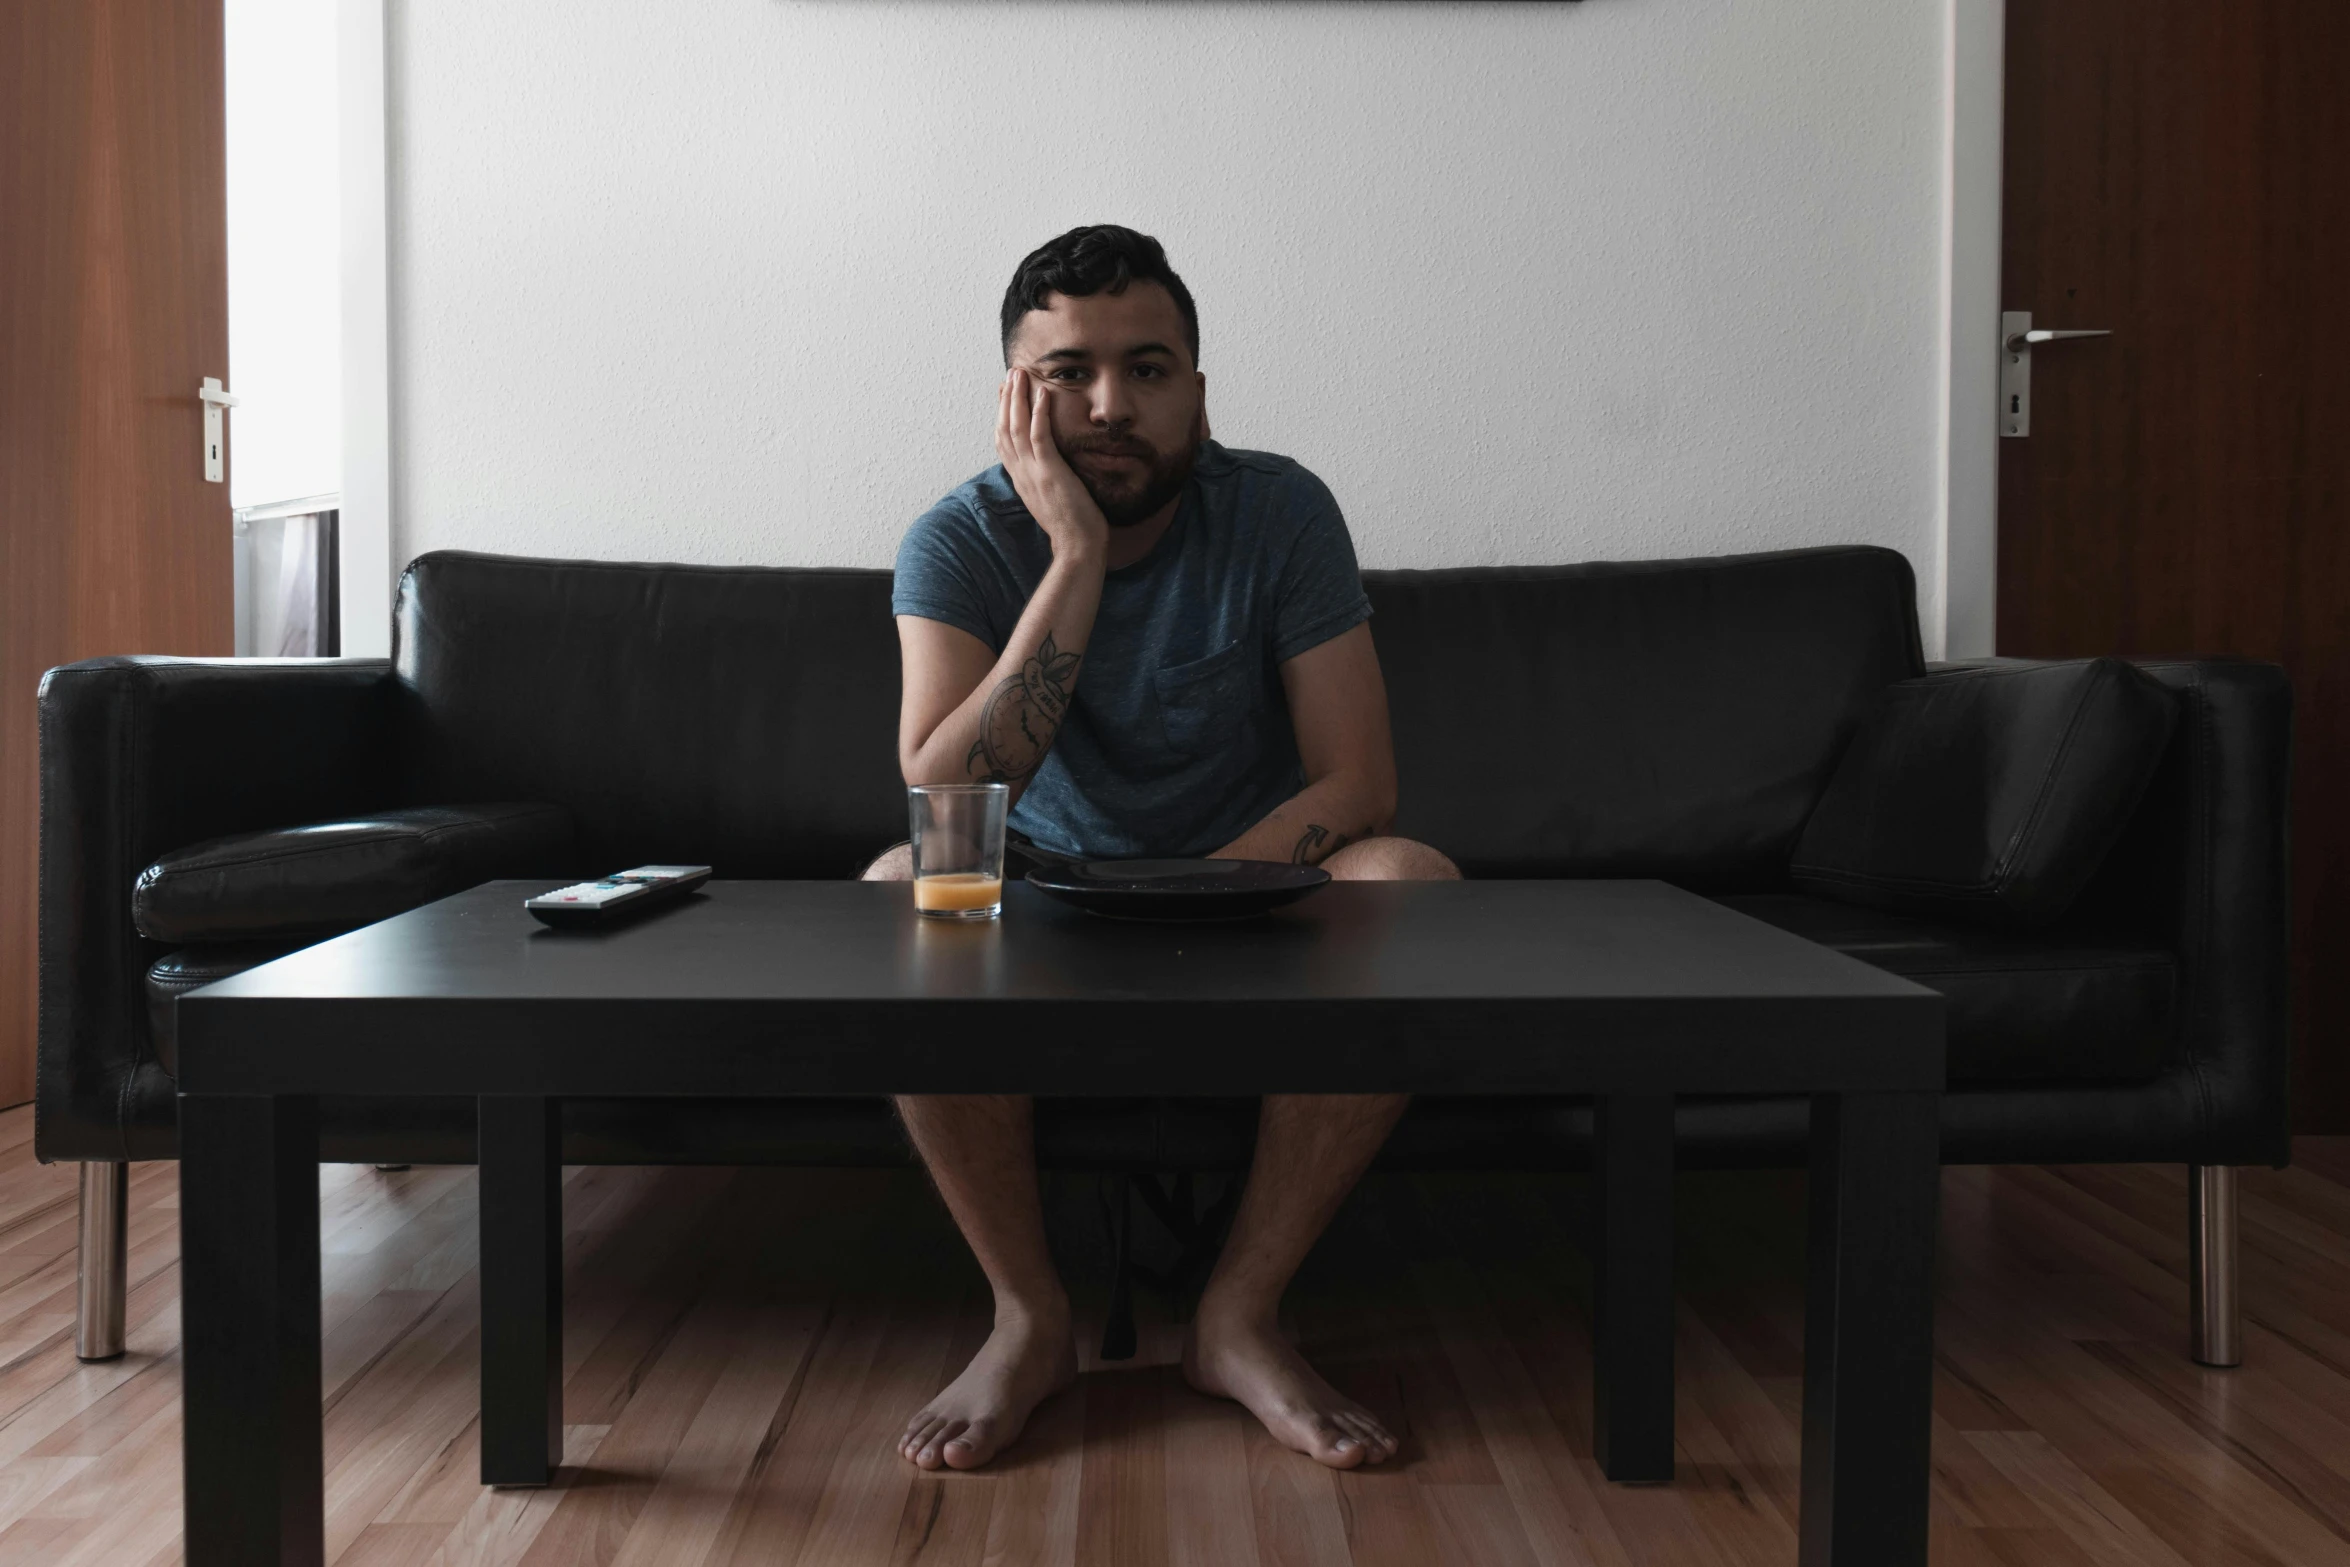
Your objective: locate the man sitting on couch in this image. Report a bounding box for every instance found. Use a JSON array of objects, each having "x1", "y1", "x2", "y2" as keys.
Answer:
[{"x1": 864, "y1": 224, "x2": 1458, "y2": 1473}]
